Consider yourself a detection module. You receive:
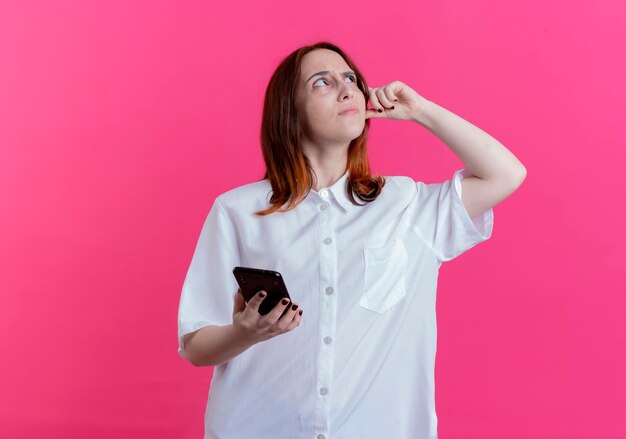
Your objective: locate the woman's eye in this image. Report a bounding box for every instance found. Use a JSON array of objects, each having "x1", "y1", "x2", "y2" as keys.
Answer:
[{"x1": 314, "y1": 75, "x2": 358, "y2": 88}]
